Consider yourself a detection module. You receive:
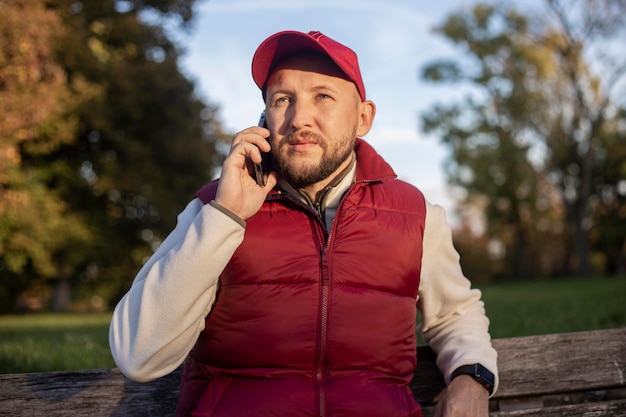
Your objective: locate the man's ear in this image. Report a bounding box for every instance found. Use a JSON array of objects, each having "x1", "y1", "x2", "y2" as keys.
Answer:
[{"x1": 356, "y1": 100, "x2": 376, "y2": 137}]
